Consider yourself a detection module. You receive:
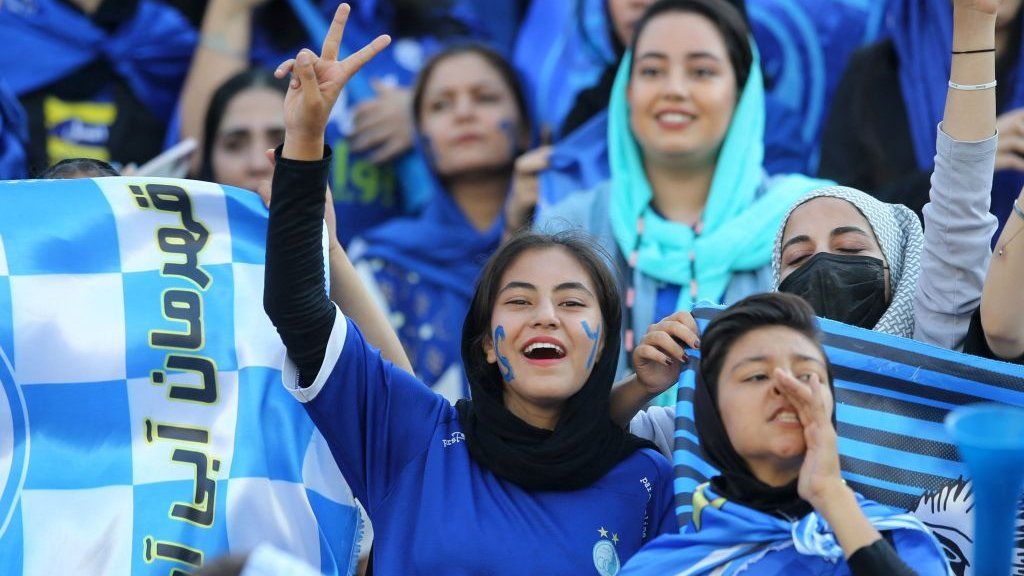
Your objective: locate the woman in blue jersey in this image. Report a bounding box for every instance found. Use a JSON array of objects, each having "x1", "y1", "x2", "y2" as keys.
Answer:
[
  {"x1": 347, "y1": 44, "x2": 531, "y2": 401},
  {"x1": 263, "y1": 6, "x2": 676, "y2": 573},
  {"x1": 536, "y1": 0, "x2": 830, "y2": 404},
  {"x1": 620, "y1": 293, "x2": 951, "y2": 575}
]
